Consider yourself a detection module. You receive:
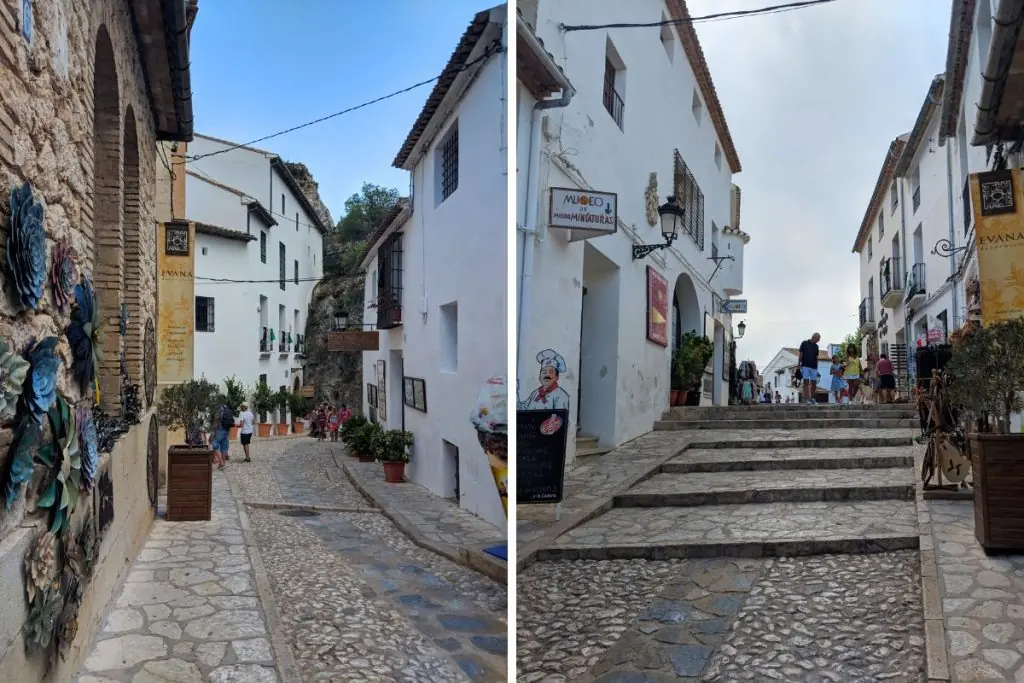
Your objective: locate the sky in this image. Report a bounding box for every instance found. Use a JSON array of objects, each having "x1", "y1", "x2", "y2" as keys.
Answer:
[
  {"x1": 686, "y1": 0, "x2": 951, "y2": 370},
  {"x1": 187, "y1": 0, "x2": 494, "y2": 222}
]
